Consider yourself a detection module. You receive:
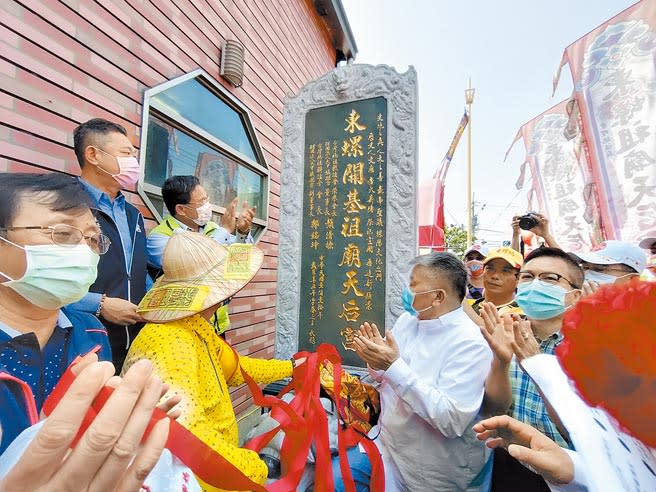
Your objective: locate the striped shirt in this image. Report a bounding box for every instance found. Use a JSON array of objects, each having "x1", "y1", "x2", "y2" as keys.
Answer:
[{"x1": 509, "y1": 332, "x2": 572, "y2": 449}]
